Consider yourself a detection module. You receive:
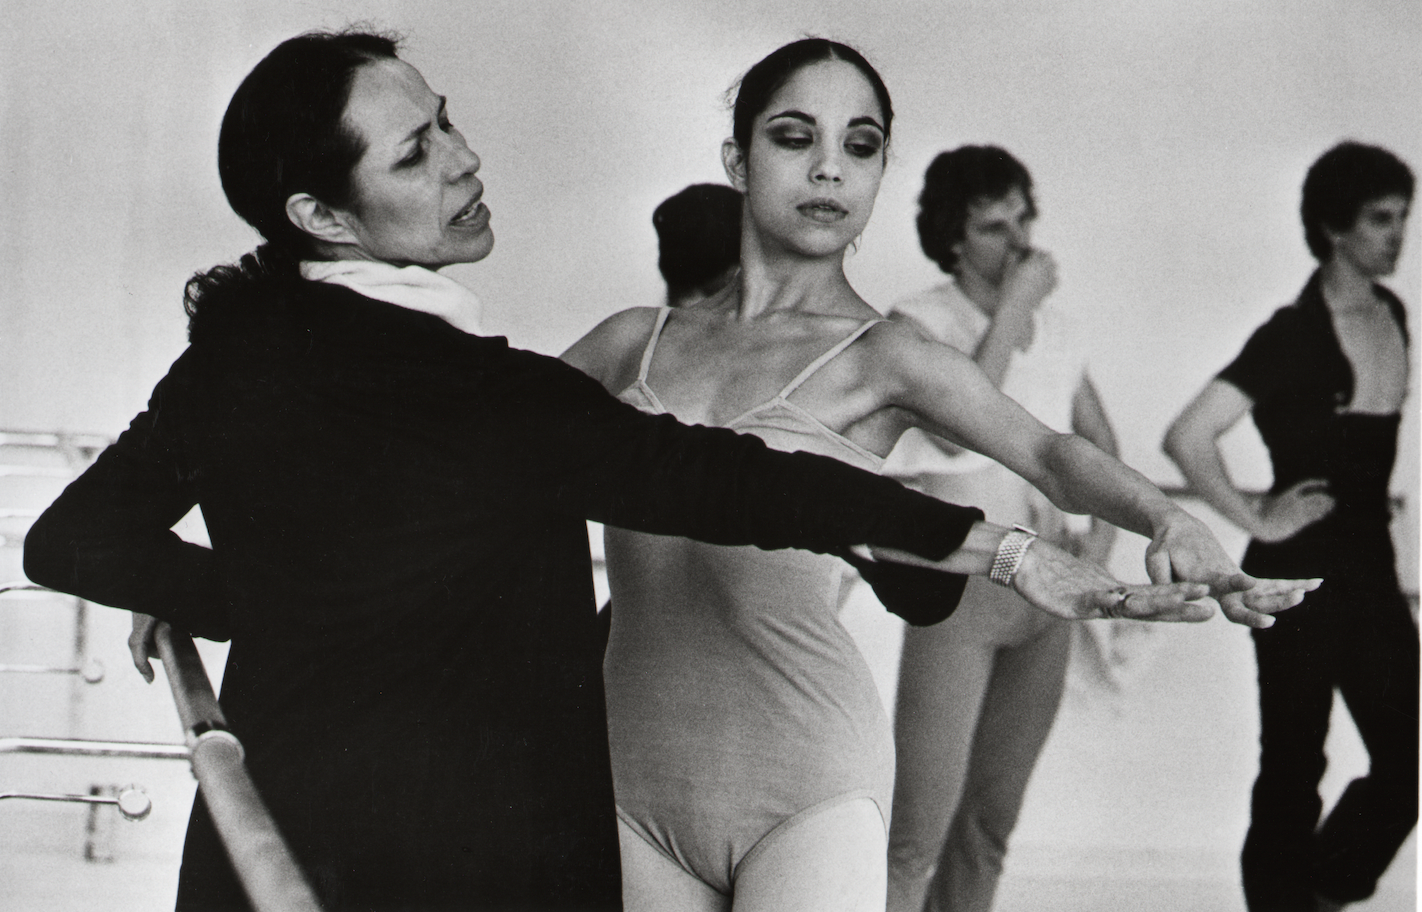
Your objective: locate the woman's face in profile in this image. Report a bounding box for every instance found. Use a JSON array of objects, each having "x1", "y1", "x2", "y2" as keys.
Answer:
[
  {"x1": 738, "y1": 59, "x2": 885, "y2": 259},
  {"x1": 334, "y1": 58, "x2": 494, "y2": 269}
]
